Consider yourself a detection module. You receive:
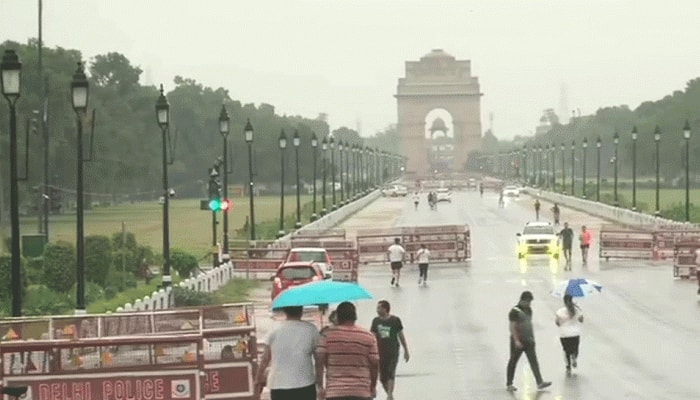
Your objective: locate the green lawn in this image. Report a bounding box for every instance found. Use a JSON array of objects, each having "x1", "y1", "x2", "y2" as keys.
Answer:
[
  {"x1": 598, "y1": 188, "x2": 698, "y2": 209},
  {"x1": 14, "y1": 195, "x2": 313, "y2": 257}
]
